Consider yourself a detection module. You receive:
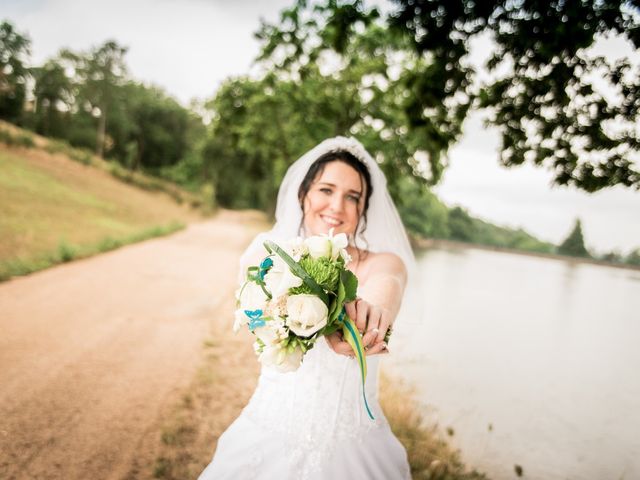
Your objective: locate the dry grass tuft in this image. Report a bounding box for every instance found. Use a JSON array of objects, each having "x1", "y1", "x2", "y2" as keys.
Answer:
[{"x1": 380, "y1": 370, "x2": 489, "y2": 480}]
